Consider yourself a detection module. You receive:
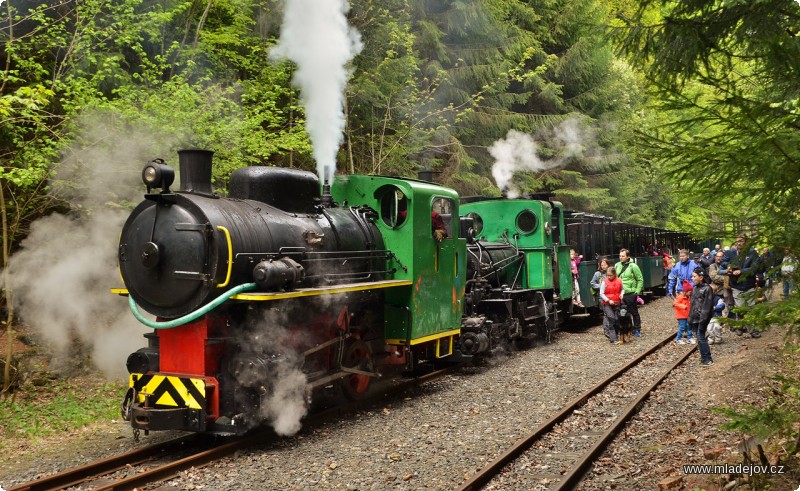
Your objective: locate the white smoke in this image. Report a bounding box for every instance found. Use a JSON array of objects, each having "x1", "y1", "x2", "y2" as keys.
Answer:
[
  {"x1": 5, "y1": 113, "x2": 167, "y2": 376},
  {"x1": 8, "y1": 212, "x2": 144, "y2": 375},
  {"x1": 244, "y1": 306, "x2": 316, "y2": 436},
  {"x1": 490, "y1": 117, "x2": 595, "y2": 198},
  {"x1": 490, "y1": 130, "x2": 558, "y2": 198},
  {"x1": 271, "y1": 0, "x2": 362, "y2": 183},
  {"x1": 262, "y1": 364, "x2": 308, "y2": 436},
  {"x1": 554, "y1": 117, "x2": 587, "y2": 159}
]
